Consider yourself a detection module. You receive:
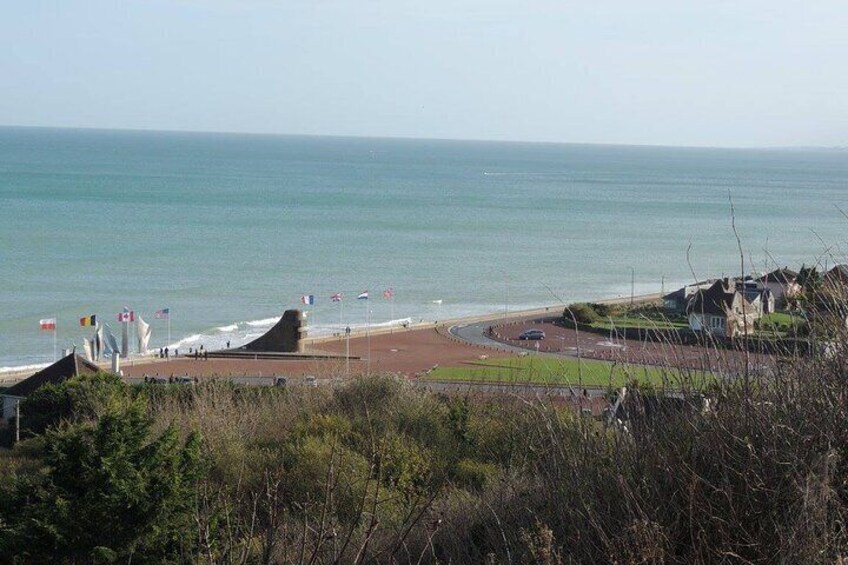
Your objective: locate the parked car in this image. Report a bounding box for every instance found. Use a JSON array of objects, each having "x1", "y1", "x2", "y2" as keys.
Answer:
[
  {"x1": 274, "y1": 376, "x2": 288, "y2": 388},
  {"x1": 519, "y1": 329, "x2": 546, "y2": 340},
  {"x1": 305, "y1": 375, "x2": 318, "y2": 388}
]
